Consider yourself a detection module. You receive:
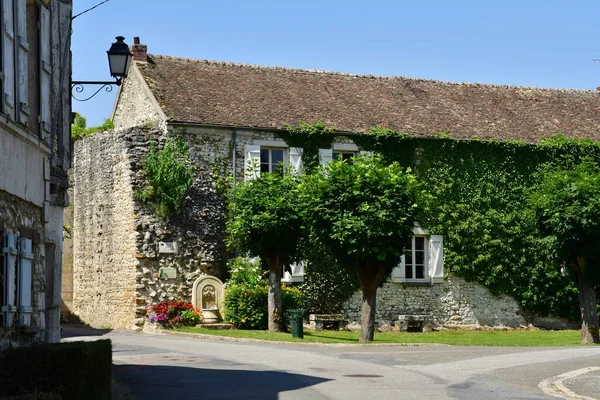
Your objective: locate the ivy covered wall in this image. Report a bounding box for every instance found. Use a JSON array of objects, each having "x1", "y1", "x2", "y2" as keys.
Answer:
[{"x1": 283, "y1": 124, "x2": 600, "y2": 321}]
